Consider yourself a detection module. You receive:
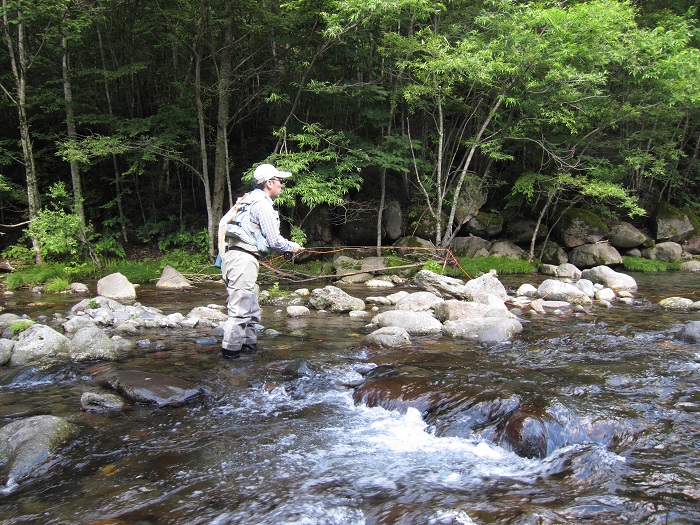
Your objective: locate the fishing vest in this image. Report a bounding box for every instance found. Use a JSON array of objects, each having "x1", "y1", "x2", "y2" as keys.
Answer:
[{"x1": 223, "y1": 189, "x2": 279, "y2": 254}]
